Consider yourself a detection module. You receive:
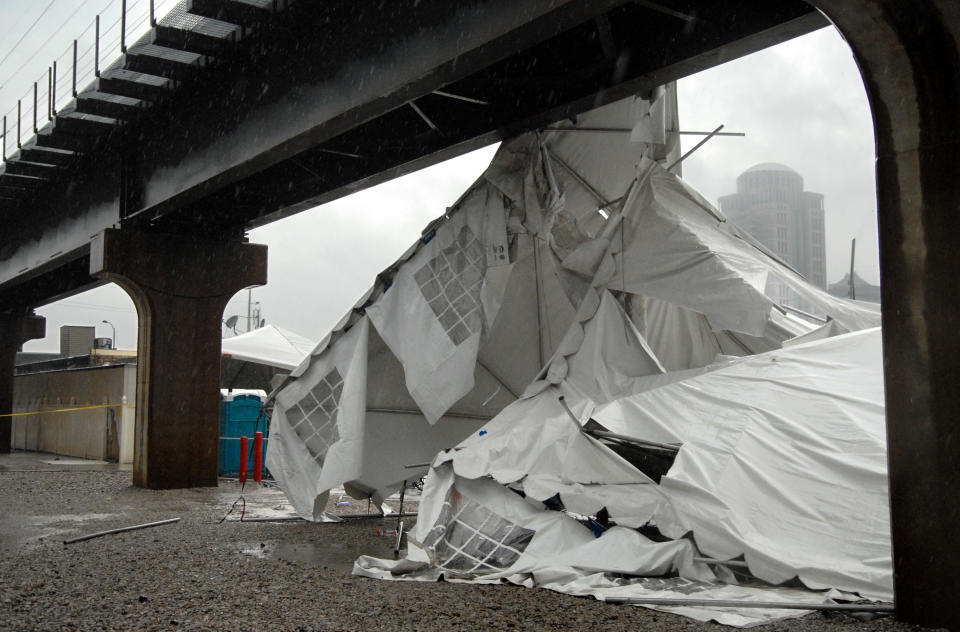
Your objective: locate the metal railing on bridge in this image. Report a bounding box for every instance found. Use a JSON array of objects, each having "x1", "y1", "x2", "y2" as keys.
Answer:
[{"x1": 0, "y1": 0, "x2": 285, "y2": 200}]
